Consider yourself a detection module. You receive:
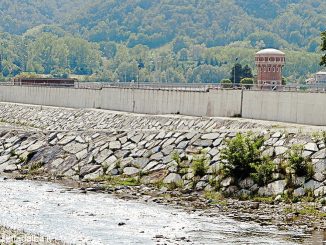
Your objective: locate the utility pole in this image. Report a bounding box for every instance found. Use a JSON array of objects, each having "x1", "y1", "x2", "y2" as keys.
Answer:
[
  {"x1": 233, "y1": 57, "x2": 239, "y2": 87},
  {"x1": 137, "y1": 60, "x2": 144, "y2": 88}
]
